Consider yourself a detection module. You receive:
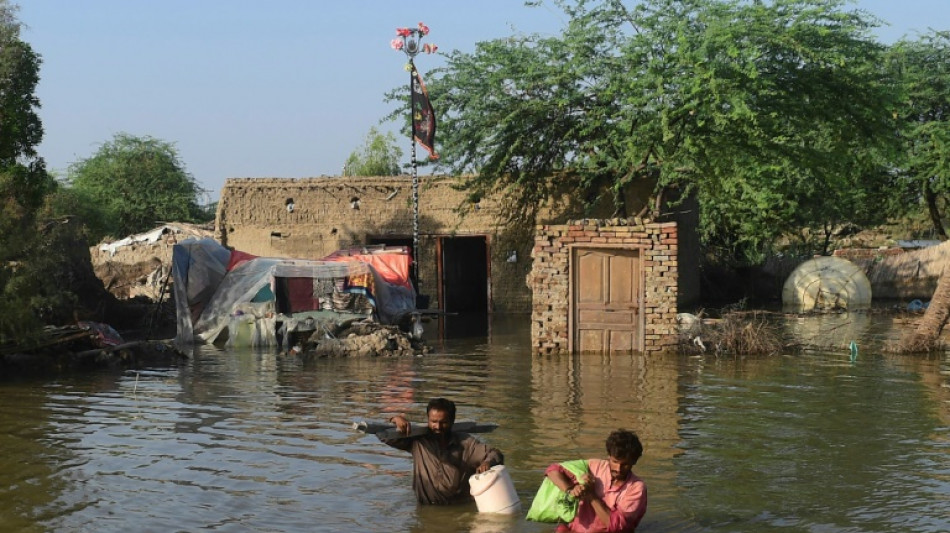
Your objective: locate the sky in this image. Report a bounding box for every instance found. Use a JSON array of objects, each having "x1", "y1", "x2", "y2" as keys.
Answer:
[{"x1": 14, "y1": 0, "x2": 950, "y2": 202}]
